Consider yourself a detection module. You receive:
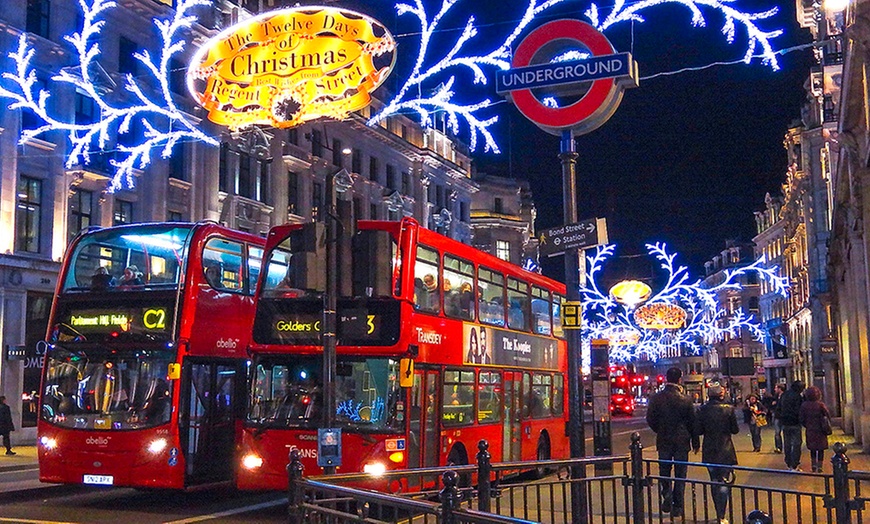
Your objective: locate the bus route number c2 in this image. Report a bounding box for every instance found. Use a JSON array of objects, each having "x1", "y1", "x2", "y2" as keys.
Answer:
[{"x1": 143, "y1": 308, "x2": 167, "y2": 330}]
